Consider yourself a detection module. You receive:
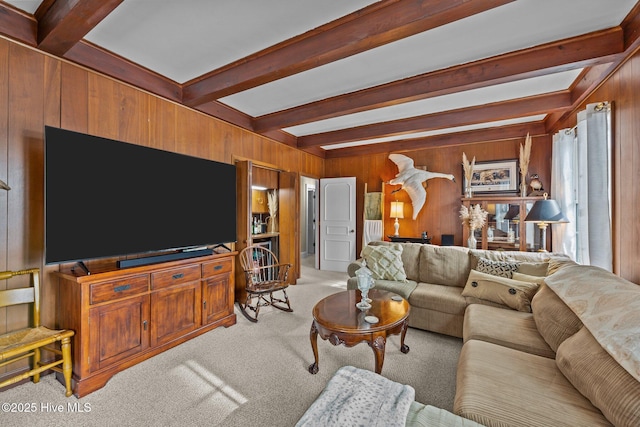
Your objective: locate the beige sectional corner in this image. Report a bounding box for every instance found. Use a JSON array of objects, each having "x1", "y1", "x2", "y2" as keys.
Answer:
[{"x1": 347, "y1": 241, "x2": 640, "y2": 427}]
